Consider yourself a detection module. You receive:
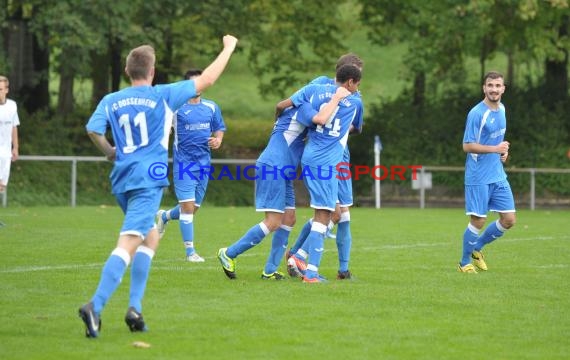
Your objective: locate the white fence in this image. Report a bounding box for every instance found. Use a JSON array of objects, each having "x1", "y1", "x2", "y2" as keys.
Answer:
[{"x1": 2, "y1": 156, "x2": 570, "y2": 209}]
